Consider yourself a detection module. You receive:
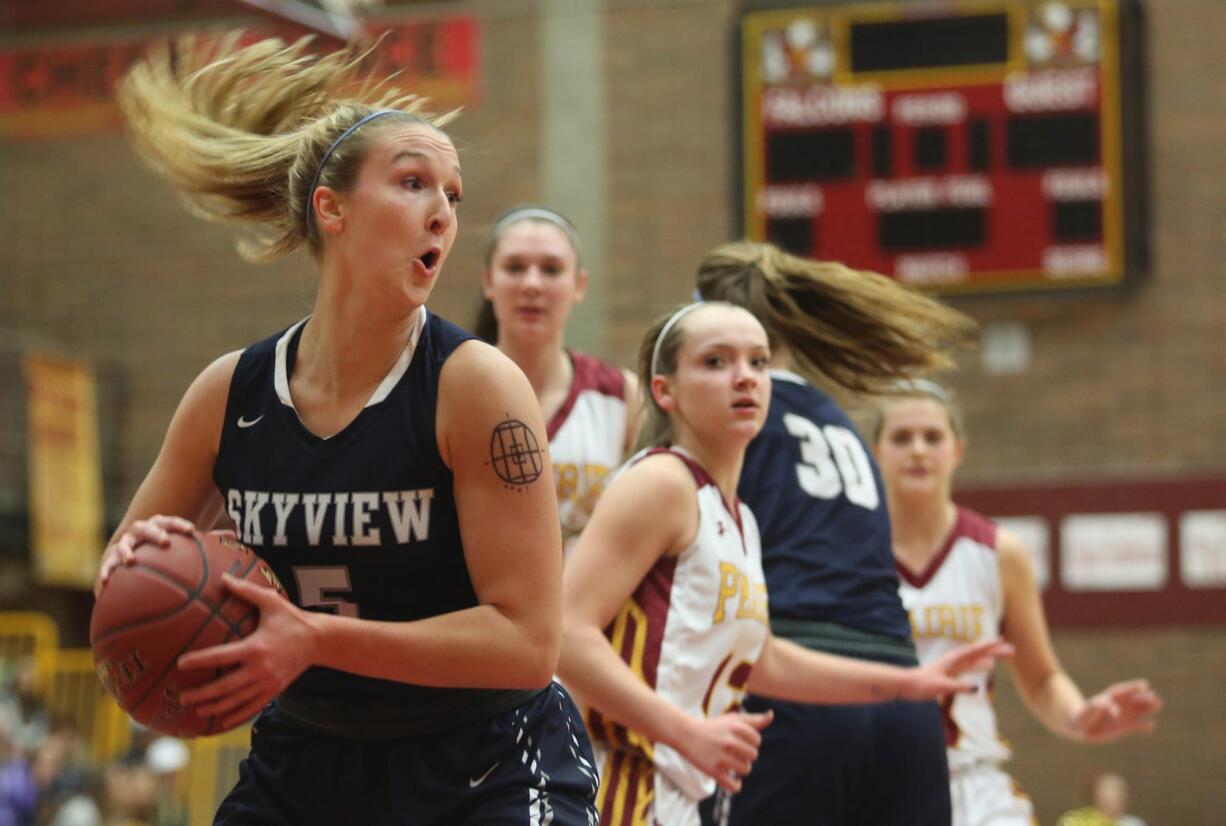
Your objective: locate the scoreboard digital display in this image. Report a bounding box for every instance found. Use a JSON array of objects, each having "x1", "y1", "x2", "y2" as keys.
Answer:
[{"x1": 740, "y1": 0, "x2": 1146, "y2": 294}]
